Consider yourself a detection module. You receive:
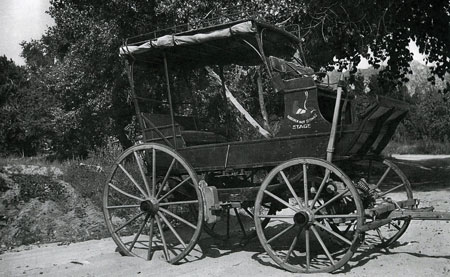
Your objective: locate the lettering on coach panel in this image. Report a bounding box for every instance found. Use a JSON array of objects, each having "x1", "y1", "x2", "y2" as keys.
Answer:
[{"x1": 287, "y1": 90, "x2": 317, "y2": 129}]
